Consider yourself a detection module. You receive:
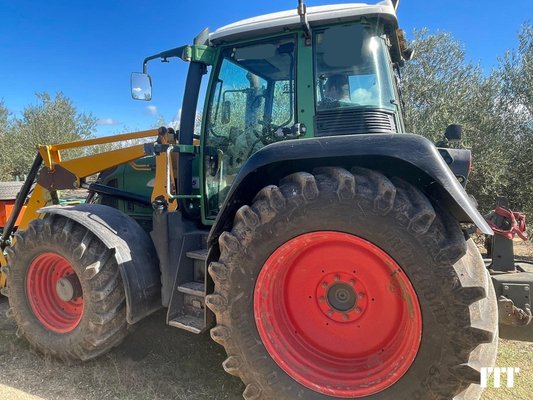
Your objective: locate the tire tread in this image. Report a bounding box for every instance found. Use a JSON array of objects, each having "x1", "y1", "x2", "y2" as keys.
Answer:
[{"x1": 207, "y1": 167, "x2": 497, "y2": 400}]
